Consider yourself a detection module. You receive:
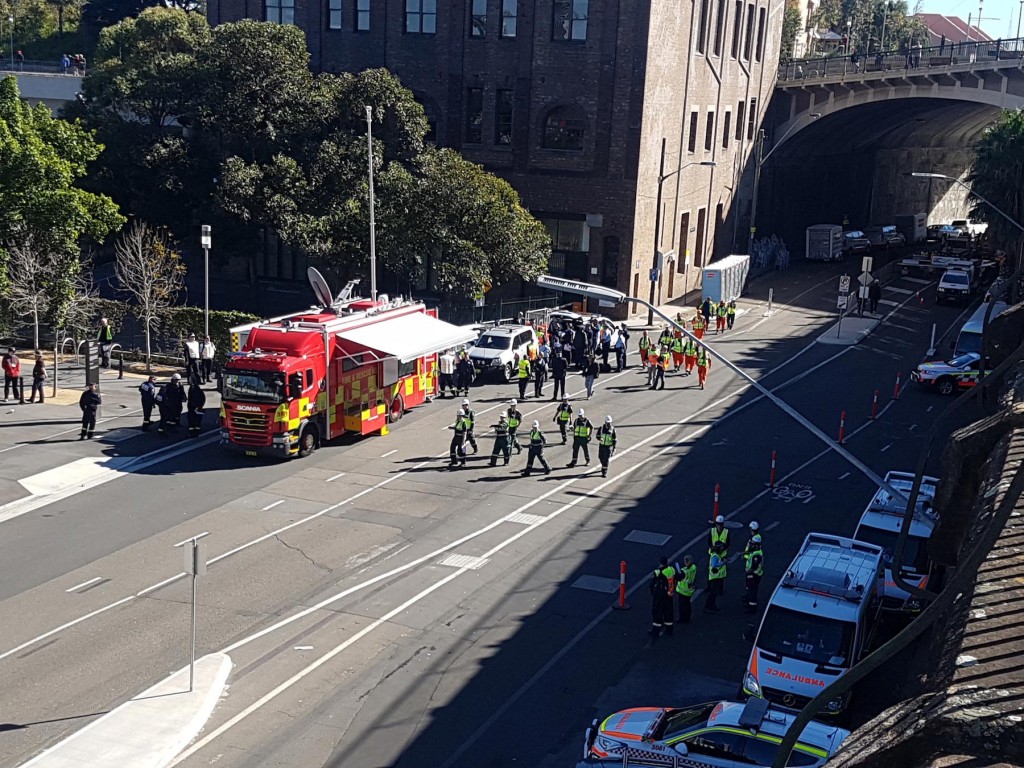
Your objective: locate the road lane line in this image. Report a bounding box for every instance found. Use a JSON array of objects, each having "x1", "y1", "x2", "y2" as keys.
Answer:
[
  {"x1": 380, "y1": 449, "x2": 398, "y2": 458},
  {"x1": 838, "y1": 472, "x2": 851, "y2": 480},
  {"x1": 881, "y1": 443, "x2": 892, "y2": 452},
  {"x1": 0, "y1": 597, "x2": 135, "y2": 662},
  {"x1": 0, "y1": 408, "x2": 145, "y2": 454},
  {"x1": 326, "y1": 473, "x2": 346, "y2": 482},
  {"x1": 261, "y1": 500, "x2": 284, "y2": 511},
  {"x1": 65, "y1": 577, "x2": 102, "y2": 593},
  {"x1": 764, "y1": 521, "x2": 780, "y2": 532}
]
